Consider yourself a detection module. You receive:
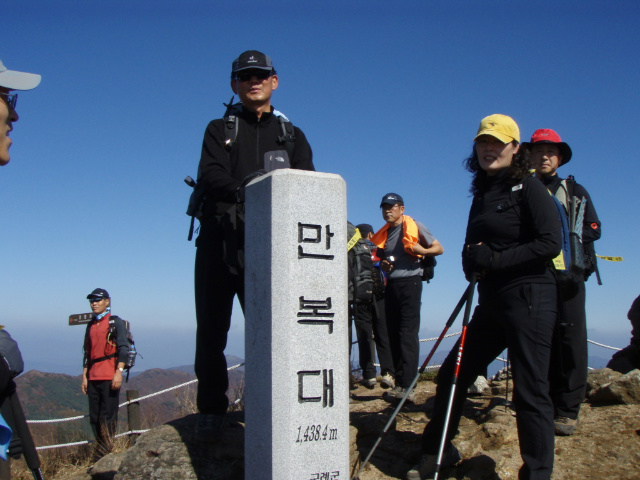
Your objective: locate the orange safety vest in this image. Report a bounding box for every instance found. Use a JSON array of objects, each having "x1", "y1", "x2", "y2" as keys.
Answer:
[{"x1": 371, "y1": 215, "x2": 422, "y2": 258}]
